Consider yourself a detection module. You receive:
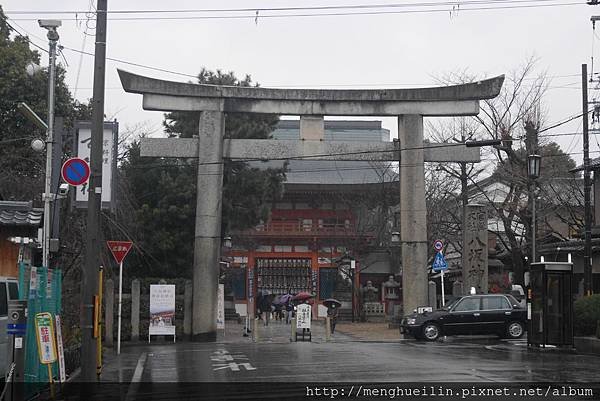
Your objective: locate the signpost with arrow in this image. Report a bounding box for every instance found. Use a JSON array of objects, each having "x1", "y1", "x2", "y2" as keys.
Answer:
[{"x1": 432, "y1": 240, "x2": 448, "y2": 306}]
